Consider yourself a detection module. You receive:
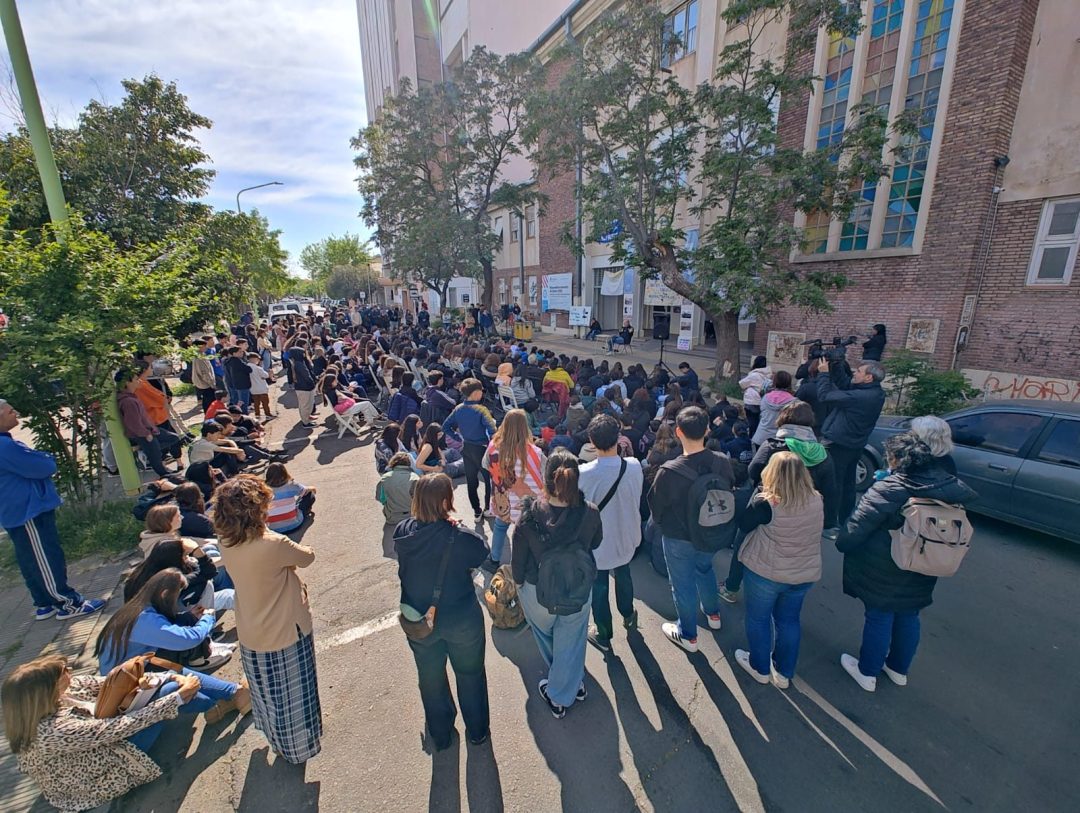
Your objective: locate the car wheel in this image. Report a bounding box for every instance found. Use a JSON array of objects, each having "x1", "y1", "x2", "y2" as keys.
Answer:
[{"x1": 855, "y1": 452, "x2": 876, "y2": 491}]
